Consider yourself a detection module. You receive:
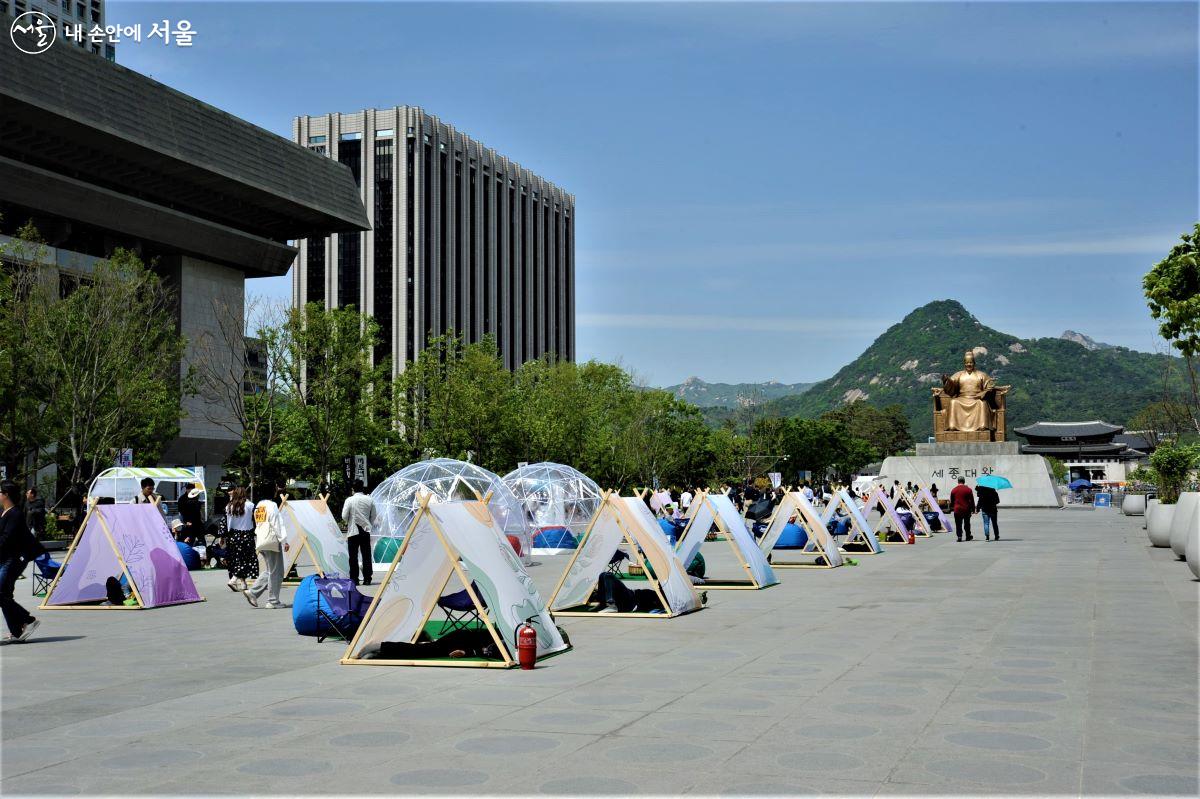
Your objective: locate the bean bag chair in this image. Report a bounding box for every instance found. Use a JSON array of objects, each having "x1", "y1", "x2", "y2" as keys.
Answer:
[
  {"x1": 658, "y1": 517, "x2": 685, "y2": 545},
  {"x1": 746, "y1": 497, "x2": 774, "y2": 521},
  {"x1": 293, "y1": 575, "x2": 370, "y2": 638},
  {"x1": 687, "y1": 552, "x2": 705, "y2": 579},
  {"x1": 533, "y1": 526, "x2": 577, "y2": 550},
  {"x1": 373, "y1": 536, "x2": 402, "y2": 565},
  {"x1": 775, "y1": 522, "x2": 808, "y2": 549},
  {"x1": 175, "y1": 541, "x2": 201, "y2": 571},
  {"x1": 922, "y1": 511, "x2": 943, "y2": 531}
]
